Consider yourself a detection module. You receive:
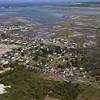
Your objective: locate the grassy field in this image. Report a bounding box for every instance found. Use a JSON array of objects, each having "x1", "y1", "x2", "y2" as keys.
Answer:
[
  {"x1": 0, "y1": 65, "x2": 100, "y2": 100},
  {"x1": 76, "y1": 85, "x2": 100, "y2": 100},
  {"x1": 0, "y1": 65, "x2": 81, "y2": 100}
]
